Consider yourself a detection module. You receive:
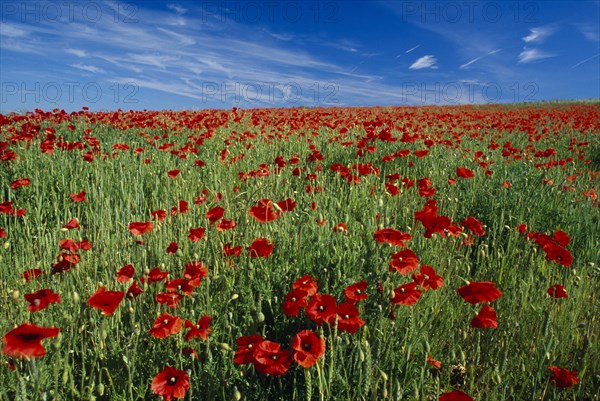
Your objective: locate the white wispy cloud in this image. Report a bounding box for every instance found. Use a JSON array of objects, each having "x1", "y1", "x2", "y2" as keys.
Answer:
[
  {"x1": 409, "y1": 55, "x2": 437, "y2": 70},
  {"x1": 167, "y1": 4, "x2": 188, "y2": 14},
  {"x1": 518, "y1": 48, "x2": 556, "y2": 63},
  {"x1": 71, "y1": 64, "x2": 106, "y2": 74},
  {"x1": 522, "y1": 27, "x2": 556, "y2": 43},
  {"x1": 576, "y1": 23, "x2": 599, "y2": 42},
  {"x1": 459, "y1": 49, "x2": 501, "y2": 69},
  {"x1": 0, "y1": 23, "x2": 29, "y2": 38},
  {"x1": 65, "y1": 48, "x2": 88, "y2": 58},
  {"x1": 571, "y1": 53, "x2": 600, "y2": 69}
]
